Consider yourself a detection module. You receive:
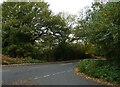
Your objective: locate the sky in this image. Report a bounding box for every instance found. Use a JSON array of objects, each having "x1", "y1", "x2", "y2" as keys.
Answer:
[
  {"x1": 44, "y1": 0, "x2": 94, "y2": 15},
  {"x1": 0, "y1": 0, "x2": 94, "y2": 15}
]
